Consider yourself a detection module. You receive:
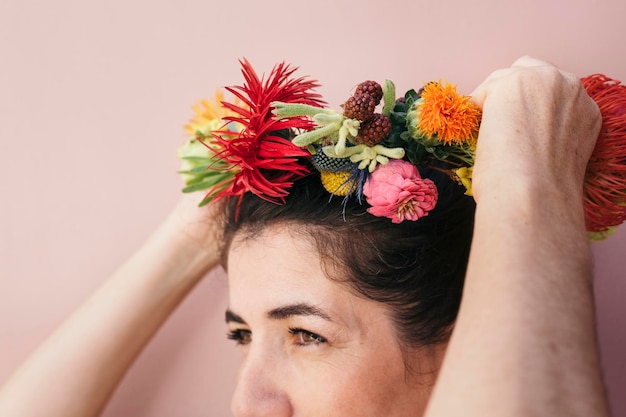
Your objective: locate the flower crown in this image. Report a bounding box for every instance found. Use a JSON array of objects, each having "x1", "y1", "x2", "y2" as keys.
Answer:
[{"x1": 179, "y1": 60, "x2": 626, "y2": 239}]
